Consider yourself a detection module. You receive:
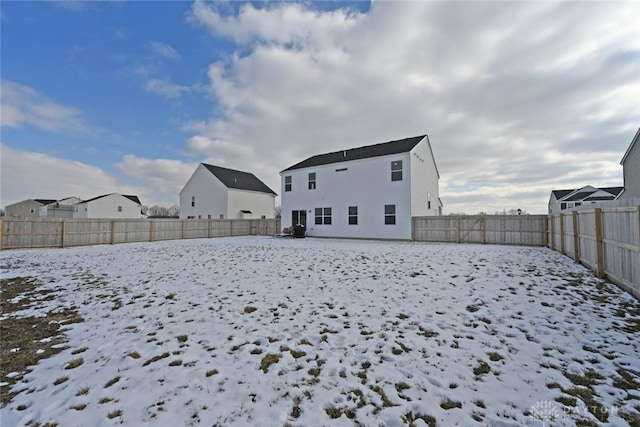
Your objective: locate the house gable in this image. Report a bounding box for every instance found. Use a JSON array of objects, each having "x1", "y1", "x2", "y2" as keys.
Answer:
[
  {"x1": 279, "y1": 134, "x2": 438, "y2": 240},
  {"x1": 281, "y1": 135, "x2": 426, "y2": 172},
  {"x1": 203, "y1": 164, "x2": 276, "y2": 195}
]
